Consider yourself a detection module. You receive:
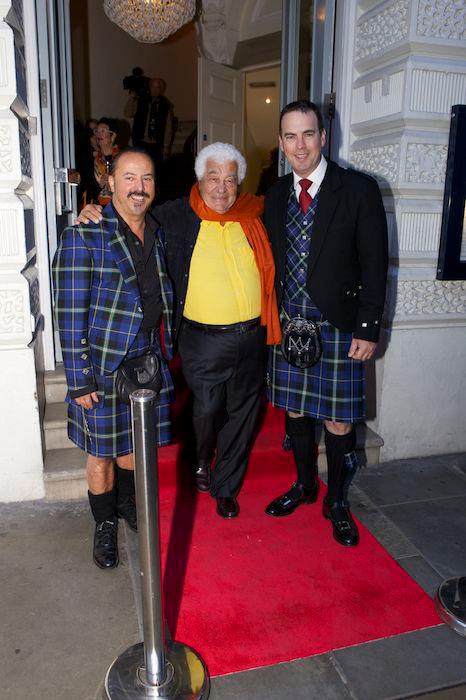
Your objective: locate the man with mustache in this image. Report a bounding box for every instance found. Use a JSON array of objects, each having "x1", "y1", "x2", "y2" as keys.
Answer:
[
  {"x1": 53, "y1": 148, "x2": 174, "y2": 568},
  {"x1": 78, "y1": 142, "x2": 281, "y2": 520}
]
